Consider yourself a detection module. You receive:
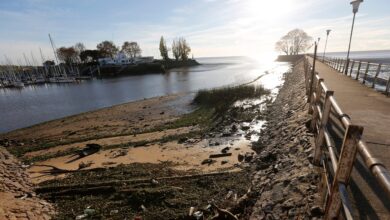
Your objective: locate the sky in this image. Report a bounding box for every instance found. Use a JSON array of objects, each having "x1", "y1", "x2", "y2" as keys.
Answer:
[{"x1": 0, "y1": 0, "x2": 389, "y2": 64}]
